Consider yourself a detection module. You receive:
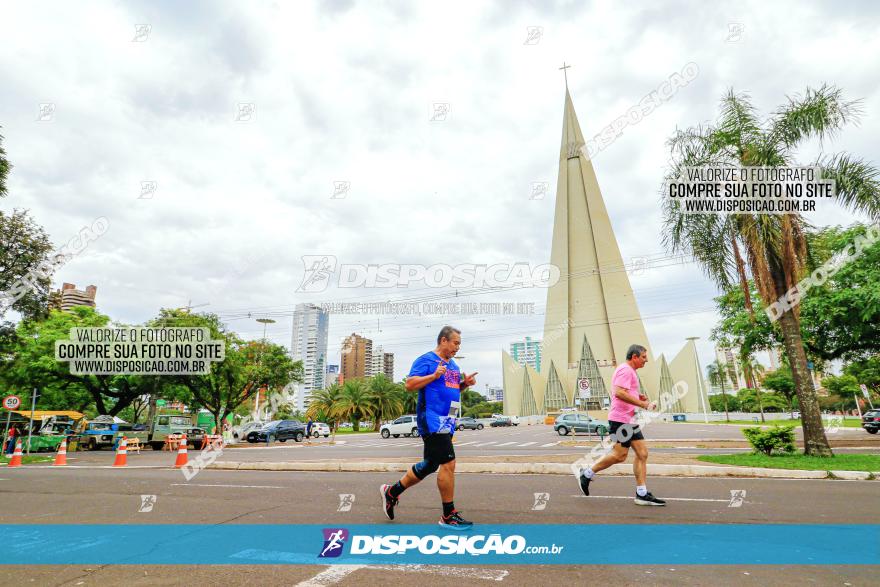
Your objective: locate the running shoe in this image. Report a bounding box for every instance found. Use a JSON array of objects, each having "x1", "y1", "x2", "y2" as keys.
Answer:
[
  {"x1": 634, "y1": 492, "x2": 666, "y2": 506},
  {"x1": 439, "y1": 510, "x2": 474, "y2": 530},
  {"x1": 380, "y1": 484, "x2": 398, "y2": 520},
  {"x1": 577, "y1": 469, "x2": 591, "y2": 496}
]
